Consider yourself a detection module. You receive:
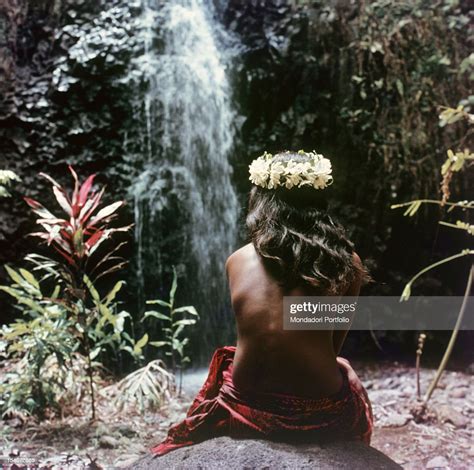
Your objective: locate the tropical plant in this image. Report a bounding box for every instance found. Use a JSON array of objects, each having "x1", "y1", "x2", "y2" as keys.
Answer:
[
  {"x1": 0, "y1": 267, "x2": 76, "y2": 419},
  {"x1": 24, "y1": 166, "x2": 131, "y2": 281},
  {"x1": 14, "y1": 166, "x2": 137, "y2": 419},
  {"x1": 143, "y1": 268, "x2": 199, "y2": 395},
  {"x1": 106, "y1": 359, "x2": 175, "y2": 413},
  {"x1": 392, "y1": 104, "x2": 473, "y2": 405},
  {"x1": 0, "y1": 170, "x2": 20, "y2": 198}
]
